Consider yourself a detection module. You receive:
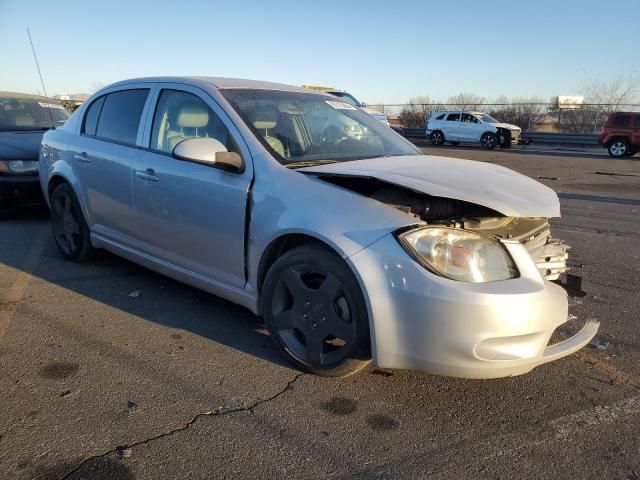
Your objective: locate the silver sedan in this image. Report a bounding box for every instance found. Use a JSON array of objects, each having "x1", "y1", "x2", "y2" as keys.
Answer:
[{"x1": 39, "y1": 77, "x2": 599, "y2": 378}]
